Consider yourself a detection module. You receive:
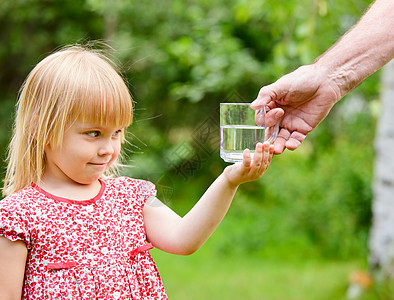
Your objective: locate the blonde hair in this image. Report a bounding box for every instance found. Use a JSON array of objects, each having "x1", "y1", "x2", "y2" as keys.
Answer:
[{"x1": 3, "y1": 45, "x2": 133, "y2": 196}]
